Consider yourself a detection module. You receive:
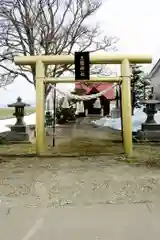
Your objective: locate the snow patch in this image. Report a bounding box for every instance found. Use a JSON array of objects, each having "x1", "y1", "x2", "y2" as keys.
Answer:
[
  {"x1": 93, "y1": 107, "x2": 160, "y2": 132},
  {"x1": 0, "y1": 113, "x2": 36, "y2": 133}
]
